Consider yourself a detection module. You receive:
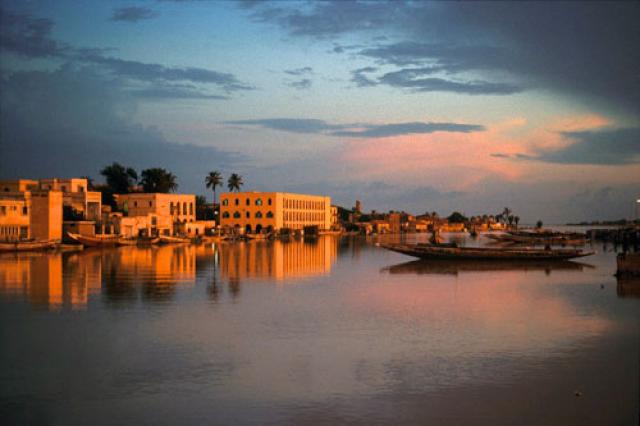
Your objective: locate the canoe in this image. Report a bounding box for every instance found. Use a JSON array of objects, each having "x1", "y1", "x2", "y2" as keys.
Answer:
[
  {"x1": 159, "y1": 235, "x2": 191, "y2": 244},
  {"x1": 0, "y1": 240, "x2": 57, "y2": 252},
  {"x1": 67, "y1": 232, "x2": 119, "y2": 247},
  {"x1": 379, "y1": 243, "x2": 593, "y2": 261}
]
